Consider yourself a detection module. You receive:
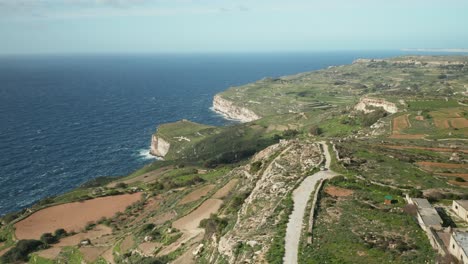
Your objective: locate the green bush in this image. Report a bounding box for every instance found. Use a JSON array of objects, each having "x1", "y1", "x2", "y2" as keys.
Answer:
[
  {"x1": 250, "y1": 161, "x2": 262, "y2": 174},
  {"x1": 282, "y1": 129, "x2": 299, "y2": 139},
  {"x1": 1, "y1": 239, "x2": 45, "y2": 263},
  {"x1": 199, "y1": 214, "x2": 228, "y2": 239},
  {"x1": 309, "y1": 125, "x2": 323, "y2": 136},
  {"x1": 54, "y1": 228, "x2": 67, "y2": 239},
  {"x1": 359, "y1": 109, "x2": 387, "y2": 127},
  {"x1": 40, "y1": 233, "x2": 58, "y2": 244}
]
